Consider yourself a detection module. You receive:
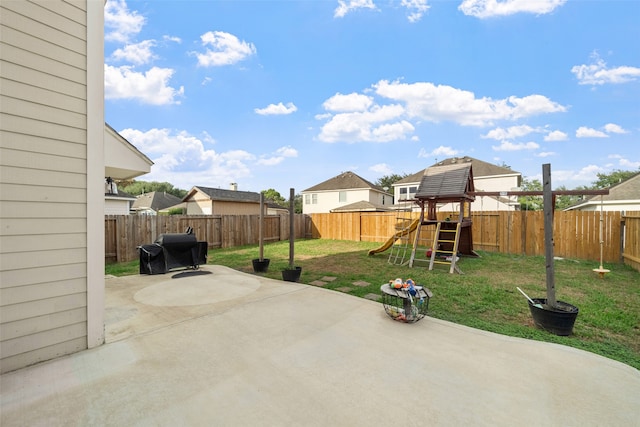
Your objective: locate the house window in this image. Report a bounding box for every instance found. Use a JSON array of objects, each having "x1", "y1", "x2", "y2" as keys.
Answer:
[
  {"x1": 312, "y1": 194, "x2": 317, "y2": 204},
  {"x1": 400, "y1": 188, "x2": 407, "y2": 195},
  {"x1": 339, "y1": 191, "x2": 347, "y2": 202},
  {"x1": 305, "y1": 194, "x2": 310, "y2": 204},
  {"x1": 409, "y1": 186, "x2": 417, "y2": 197},
  {"x1": 305, "y1": 194, "x2": 318, "y2": 204}
]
